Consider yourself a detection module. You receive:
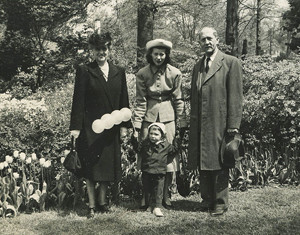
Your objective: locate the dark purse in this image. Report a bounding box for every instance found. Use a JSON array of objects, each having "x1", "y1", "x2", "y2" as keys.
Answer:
[
  {"x1": 176, "y1": 148, "x2": 191, "y2": 197},
  {"x1": 63, "y1": 136, "x2": 82, "y2": 177}
]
